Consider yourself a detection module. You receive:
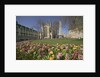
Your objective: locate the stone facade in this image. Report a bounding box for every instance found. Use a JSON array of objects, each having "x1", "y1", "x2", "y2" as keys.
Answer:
[
  {"x1": 40, "y1": 23, "x2": 53, "y2": 39},
  {"x1": 58, "y1": 21, "x2": 64, "y2": 38},
  {"x1": 66, "y1": 28, "x2": 83, "y2": 39},
  {"x1": 39, "y1": 21, "x2": 63, "y2": 39},
  {"x1": 16, "y1": 22, "x2": 38, "y2": 41}
]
